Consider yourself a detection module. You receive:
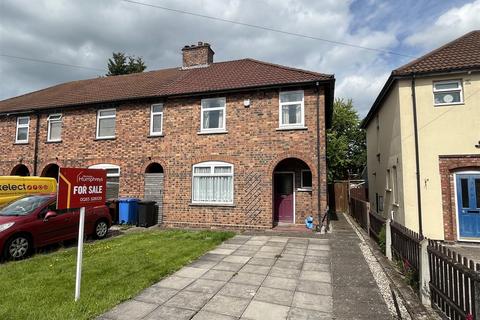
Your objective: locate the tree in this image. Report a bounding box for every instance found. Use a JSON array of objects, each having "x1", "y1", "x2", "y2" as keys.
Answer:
[
  {"x1": 326, "y1": 98, "x2": 366, "y2": 182},
  {"x1": 106, "y1": 52, "x2": 146, "y2": 76}
]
